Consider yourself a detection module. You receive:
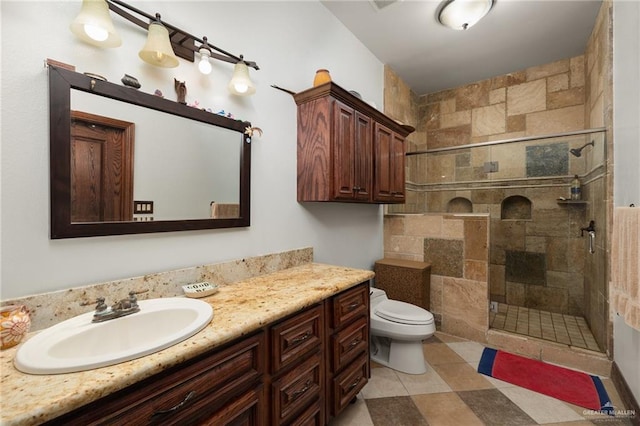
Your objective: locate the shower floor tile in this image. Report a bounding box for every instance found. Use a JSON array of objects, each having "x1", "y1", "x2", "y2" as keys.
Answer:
[{"x1": 489, "y1": 303, "x2": 602, "y2": 352}]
